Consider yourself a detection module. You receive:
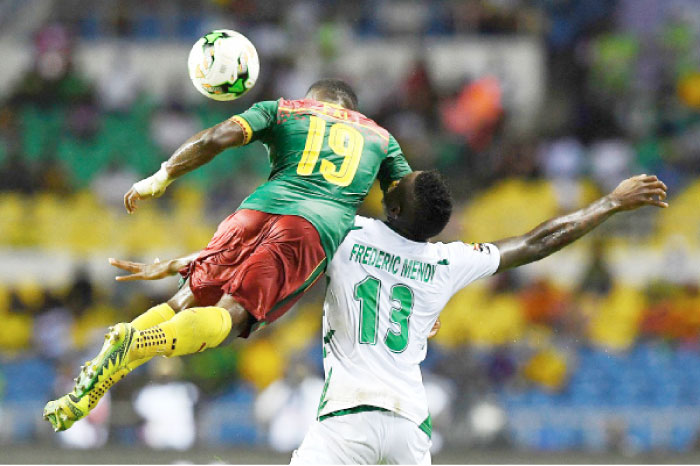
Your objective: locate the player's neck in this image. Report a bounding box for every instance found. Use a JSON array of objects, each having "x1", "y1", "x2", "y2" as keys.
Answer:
[{"x1": 383, "y1": 220, "x2": 427, "y2": 243}]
